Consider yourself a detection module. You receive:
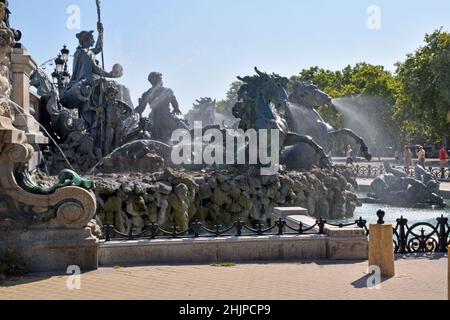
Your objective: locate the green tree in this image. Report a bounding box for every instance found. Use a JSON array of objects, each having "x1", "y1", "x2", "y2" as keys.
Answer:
[
  {"x1": 216, "y1": 80, "x2": 242, "y2": 115},
  {"x1": 394, "y1": 28, "x2": 450, "y2": 146}
]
